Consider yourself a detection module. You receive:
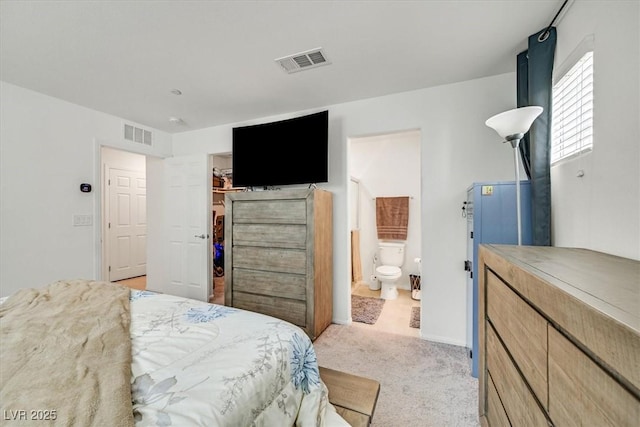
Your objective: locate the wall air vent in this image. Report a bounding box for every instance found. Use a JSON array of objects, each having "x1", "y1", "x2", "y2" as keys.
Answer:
[
  {"x1": 124, "y1": 123, "x2": 152, "y2": 146},
  {"x1": 275, "y1": 48, "x2": 331, "y2": 74}
]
